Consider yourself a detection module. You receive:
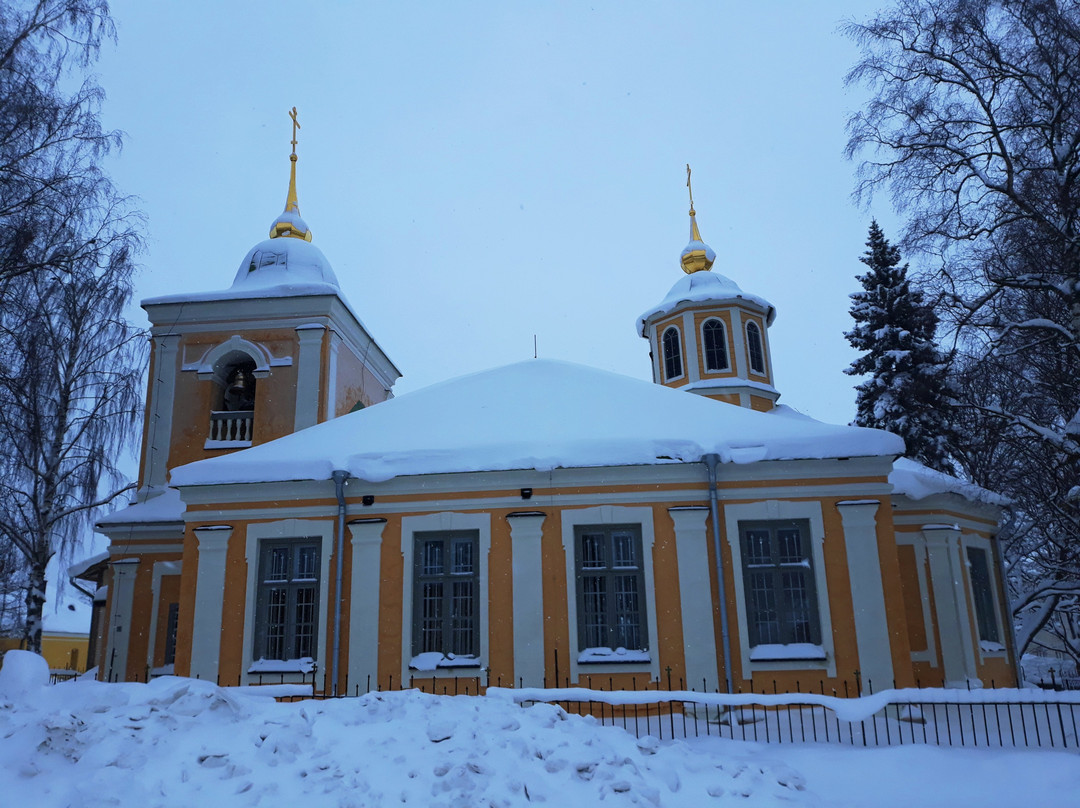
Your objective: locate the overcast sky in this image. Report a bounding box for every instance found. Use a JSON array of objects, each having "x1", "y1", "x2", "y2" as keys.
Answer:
[
  {"x1": 50, "y1": 0, "x2": 908, "y2": 629},
  {"x1": 92, "y1": 0, "x2": 905, "y2": 416}
]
